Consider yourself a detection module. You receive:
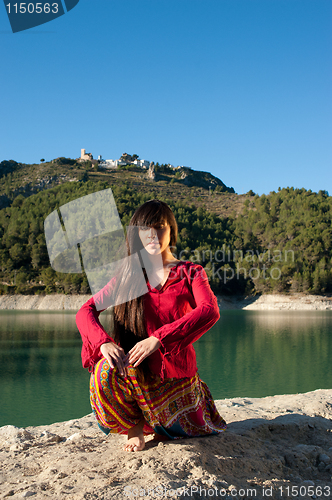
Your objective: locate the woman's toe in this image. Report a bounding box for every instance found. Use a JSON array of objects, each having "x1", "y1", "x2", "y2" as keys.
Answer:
[{"x1": 123, "y1": 443, "x2": 137, "y2": 452}]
